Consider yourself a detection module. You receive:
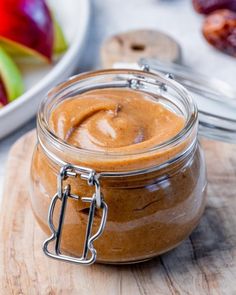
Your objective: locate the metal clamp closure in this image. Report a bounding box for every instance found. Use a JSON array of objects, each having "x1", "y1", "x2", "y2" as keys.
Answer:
[{"x1": 43, "y1": 164, "x2": 108, "y2": 265}]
